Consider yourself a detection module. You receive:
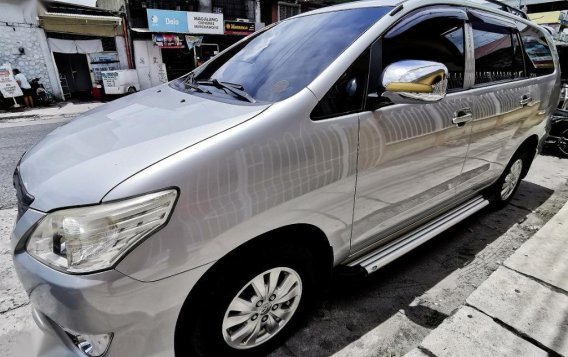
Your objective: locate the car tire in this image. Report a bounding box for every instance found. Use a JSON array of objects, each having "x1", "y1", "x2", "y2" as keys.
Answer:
[
  {"x1": 127, "y1": 86, "x2": 137, "y2": 94},
  {"x1": 557, "y1": 128, "x2": 568, "y2": 158},
  {"x1": 178, "y1": 244, "x2": 317, "y2": 357},
  {"x1": 489, "y1": 149, "x2": 530, "y2": 209}
]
